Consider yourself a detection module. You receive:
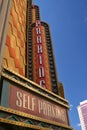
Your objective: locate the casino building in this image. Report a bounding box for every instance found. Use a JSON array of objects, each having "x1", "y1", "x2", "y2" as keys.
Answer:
[{"x1": 0, "y1": 0, "x2": 73, "y2": 129}]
